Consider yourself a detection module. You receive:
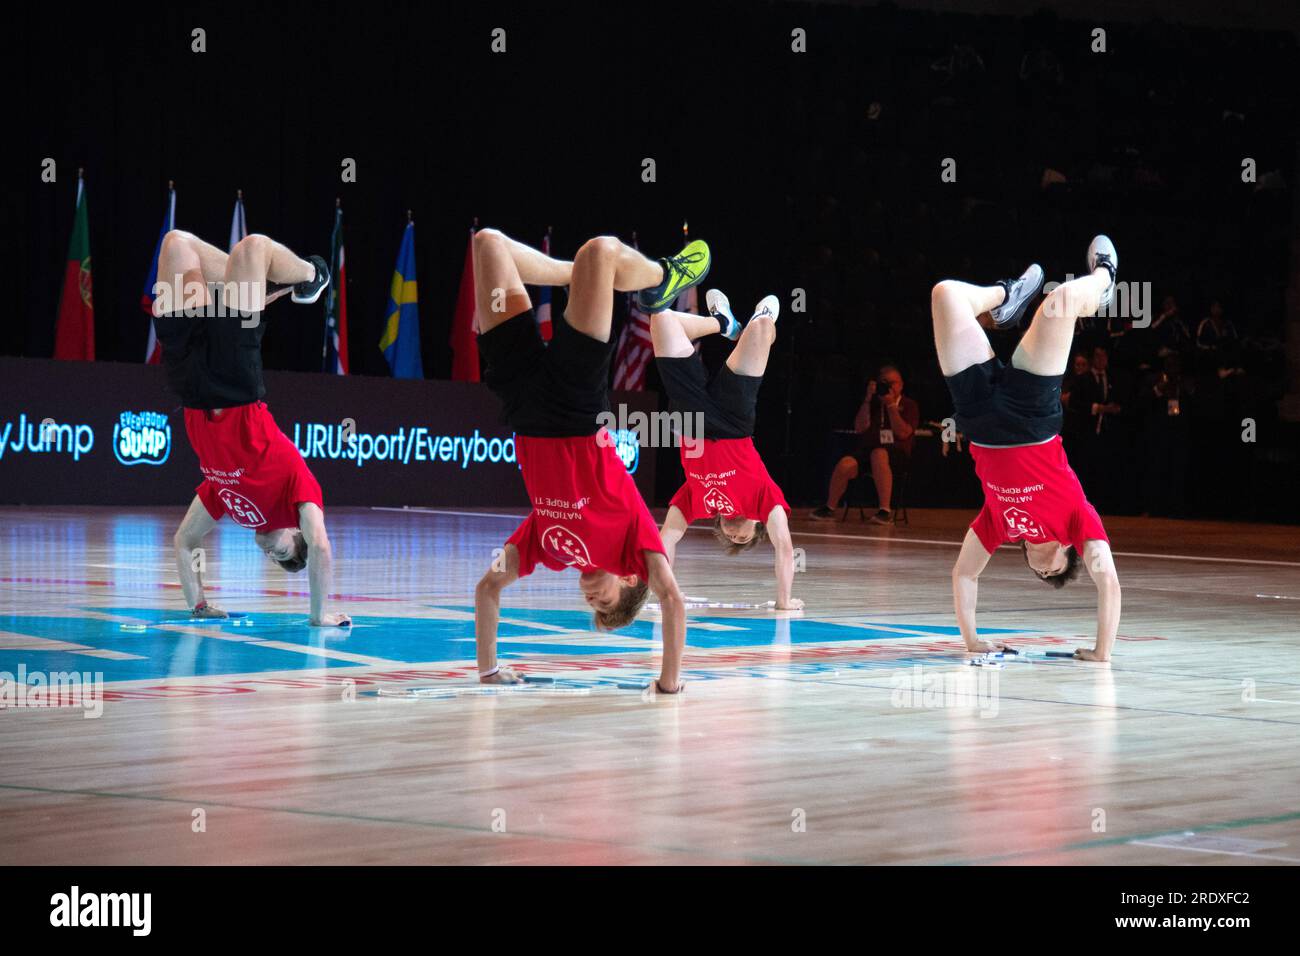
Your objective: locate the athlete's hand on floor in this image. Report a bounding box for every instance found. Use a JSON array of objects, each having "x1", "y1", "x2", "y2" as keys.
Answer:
[
  {"x1": 776, "y1": 598, "x2": 805, "y2": 610},
  {"x1": 964, "y1": 638, "x2": 1007, "y2": 654},
  {"x1": 191, "y1": 603, "x2": 228, "y2": 619},
  {"x1": 1073, "y1": 647, "x2": 1110, "y2": 662},
  {"x1": 481, "y1": 667, "x2": 525, "y2": 685},
  {"x1": 311, "y1": 613, "x2": 352, "y2": 627}
]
